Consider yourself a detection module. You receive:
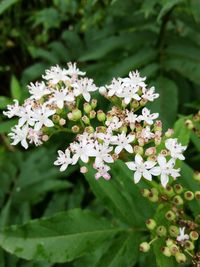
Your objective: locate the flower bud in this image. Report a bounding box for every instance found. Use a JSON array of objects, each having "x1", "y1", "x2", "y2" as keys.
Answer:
[
  {"x1": 72, "y1": 109, "x2": 82, "y2": 121},
  {"x1": 165, "y1": 185, "x2": 174, "y2": 197},
  {"x1": 42, "y1": 135, "x2": 49, "y2": 142},
  {"x1": 91, "y1": 99, "x2": 97, "y2": 109},
  {"x1": 59, "y1": 118, "x2": 66, "y2": 126},
  {"x1": 80, "y1": 166, "x2": 88, "y2": 174},
  {"x1": 145, "y1": 147, "x2": 156, "y2": 156},
  {"x1": 170, "y1": 244, "x2": 179, "y2": 255},
  {"x1": 156, "y1": 226, "x2": 167, "y2": 237},
  {"x1": 52, "y1": 114, "x2": 60, "y2": 123},
  {"x1": 85, "y1": 126, "x2": 94, "y2": 133},
  {"x1": 166, "y1": 238, "x2": 174, "y2": 247},
  {"x1": 99, "y1": 86, "x2": 107, "y2": 95},
  {"x1": 185, "y1": 240, "x2": 194, "y2": 251},
  {"x1": 194, "y1": 171, "x2": 200, "y2": 181},
  {"x1": 148, "y1": 189, "x2": 159, "y2": 202},
  {"x1": 139, "y1": 242, "x2": 150, "y2": 252},
  {"x1": 97, "y1": 110, "x2": 106, "y2": 122},
  {"x1": 165, "y1": 210, "x2": 176, "y2": 221},
  {"x1": 146, "y1": 219, "x2": 157, "y2": 230},
  {"x1": 140, "y1": 99, "x2": 147, "y2": 106},
  {"x1": 141, "y1": 188, "x2": 150, "y2": 197},
  {"x1": 155, "y1": 136, "x2": 161, "y2": 146},
  {"x1": 82, "y1": 115, "x2": 90, "y2": 125},
  {"x1": 89, "y1": 110, "x2": 96, "y2": 119},
  {"x1": 134, "y1": 145, "x2": 144, "y2": 155},
  {"x1": 195, "y1": 191, "x2": 200, "y2": 200},
  {"x1": 189, "y1": 231, "x2": 199, "y2": 241},
  {"x1": 71, "y1": 125, "x2": 80, "y2": 133},
  {"x1": 131, "y1": 100, "x2": 139, "y2": 109},
  {"x1": 175, "y1": 252, "x2": 186, "y2": 264},
  {"x1": 174, "y1": 184, "x2": 183, "y2": 194},
  {"x1": 184, "y1": 191, "x2": 194, "y2": 201},
  {"x1": 119, "y1": 126, "x2": 128, "y2": 133},
  {"x1": 161, "y1": 246, "x2": 171, "y2": 257},
  {"x1": 165, "y1": 128, "x2": 174, "y2": 138},
  {"x1": 173, "y1": 195, "x2": 184, "y2": 205},
  {"x1": 67, "y1": 112, "x2": 73, "y2": 120},
  {"x1": 83, "y1": 103, "x2": 92, "y2": 114},
  {"x1": 185, "y1": 119, "x2": 194, "y2": 130},
  {"x1": 169, "y1": 225, "x2": 179, "y2": 237}
]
